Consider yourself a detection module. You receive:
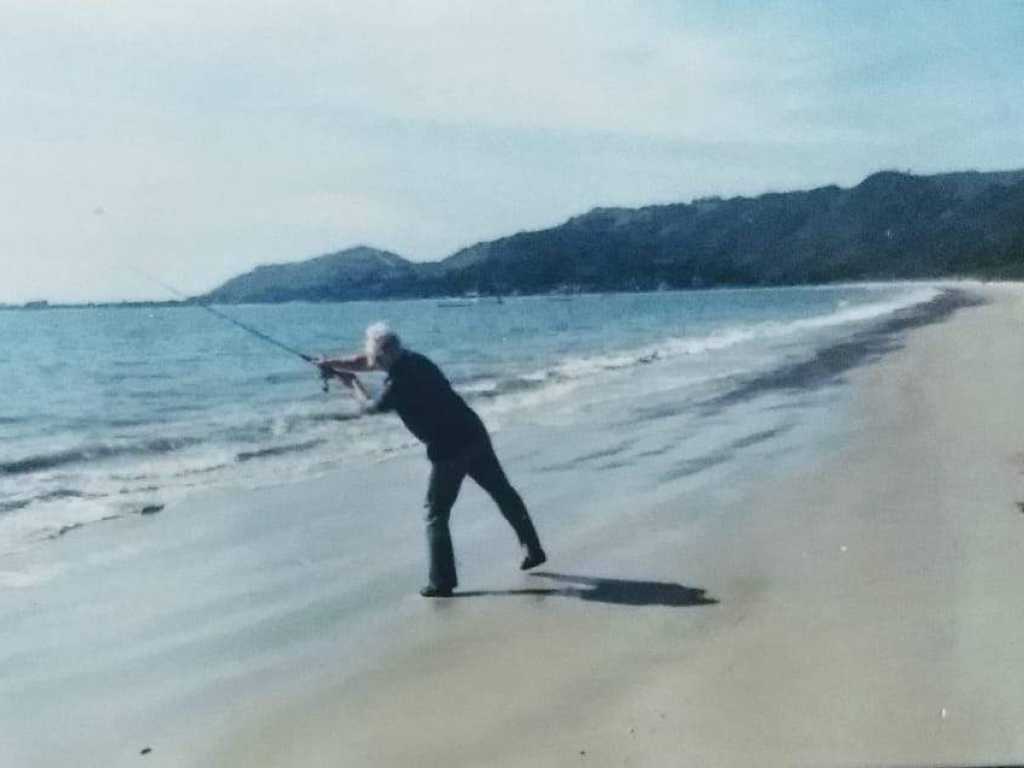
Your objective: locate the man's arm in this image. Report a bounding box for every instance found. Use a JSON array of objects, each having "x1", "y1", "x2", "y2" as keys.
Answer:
[
  {"x1": 317, "y1": 353, "x2": 375, "y2": 374},
  {"x1": 332, "y1": 371, "x2": 390, "y2": 414},
  {"x1": 345, "y1": 374, "x2": 374, "y2": 408}
]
